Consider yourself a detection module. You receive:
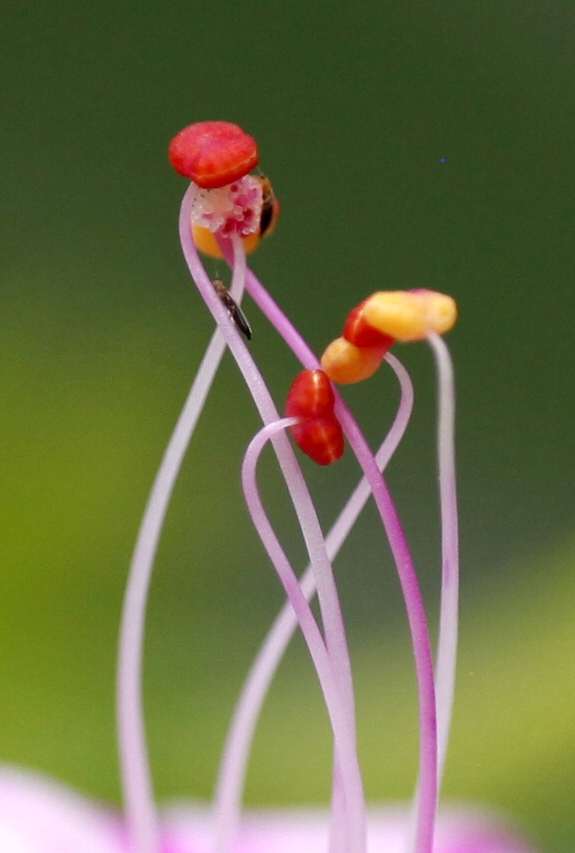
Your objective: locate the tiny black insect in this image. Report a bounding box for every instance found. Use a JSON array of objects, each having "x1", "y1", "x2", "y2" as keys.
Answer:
[{"x1": 212, "y1": 278, "x2": 252, "y2": 340}]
